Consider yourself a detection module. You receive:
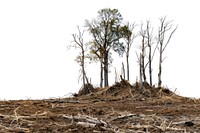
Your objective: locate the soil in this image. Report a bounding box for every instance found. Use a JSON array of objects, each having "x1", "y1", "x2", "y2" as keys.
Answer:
[{"x1": 0, "y1": 81, "x2": 200, "y2": 132}]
